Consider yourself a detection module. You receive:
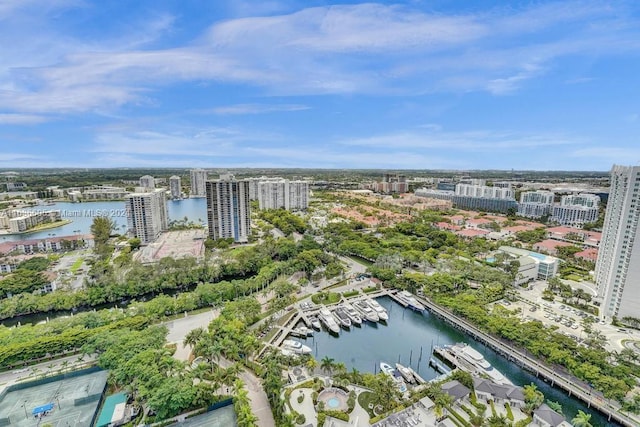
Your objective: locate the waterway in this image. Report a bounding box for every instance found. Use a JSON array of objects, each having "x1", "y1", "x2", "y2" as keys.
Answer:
[
  {"x1": 298, "y1": 296, "x2": 617, "y2": 426},
  {"x1": 1, "y1": 199, "x2": 207, "y2": 242}
]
